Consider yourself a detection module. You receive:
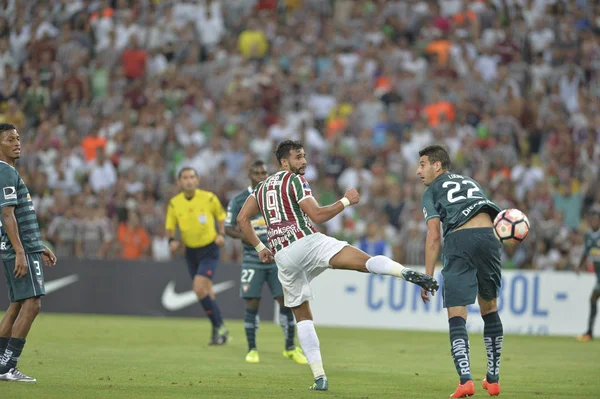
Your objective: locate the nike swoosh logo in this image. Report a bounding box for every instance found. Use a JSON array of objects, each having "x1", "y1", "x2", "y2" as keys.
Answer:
[
  {"x1": 45, "y1": 274, "x2": 79, "y2": 294},
  {"x1": 161, "y1": 280, "x2": 236, "y2": 311}
]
